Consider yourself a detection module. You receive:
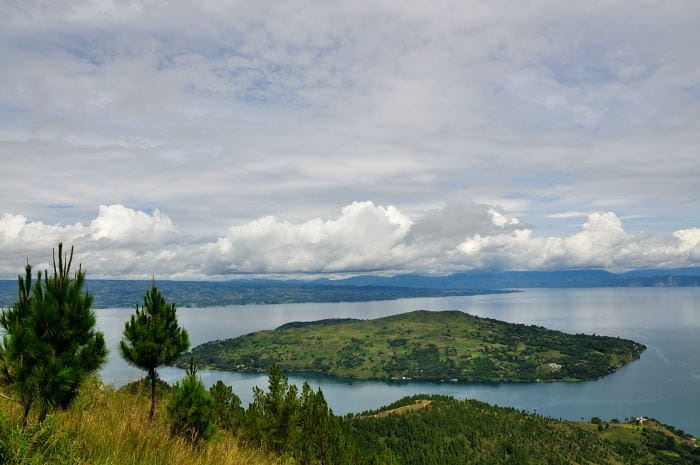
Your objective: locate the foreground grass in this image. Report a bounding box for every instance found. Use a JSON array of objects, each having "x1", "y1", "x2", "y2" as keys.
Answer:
[{"x1": 0, "y1": 378, "x2": 277, "y2": 465}]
